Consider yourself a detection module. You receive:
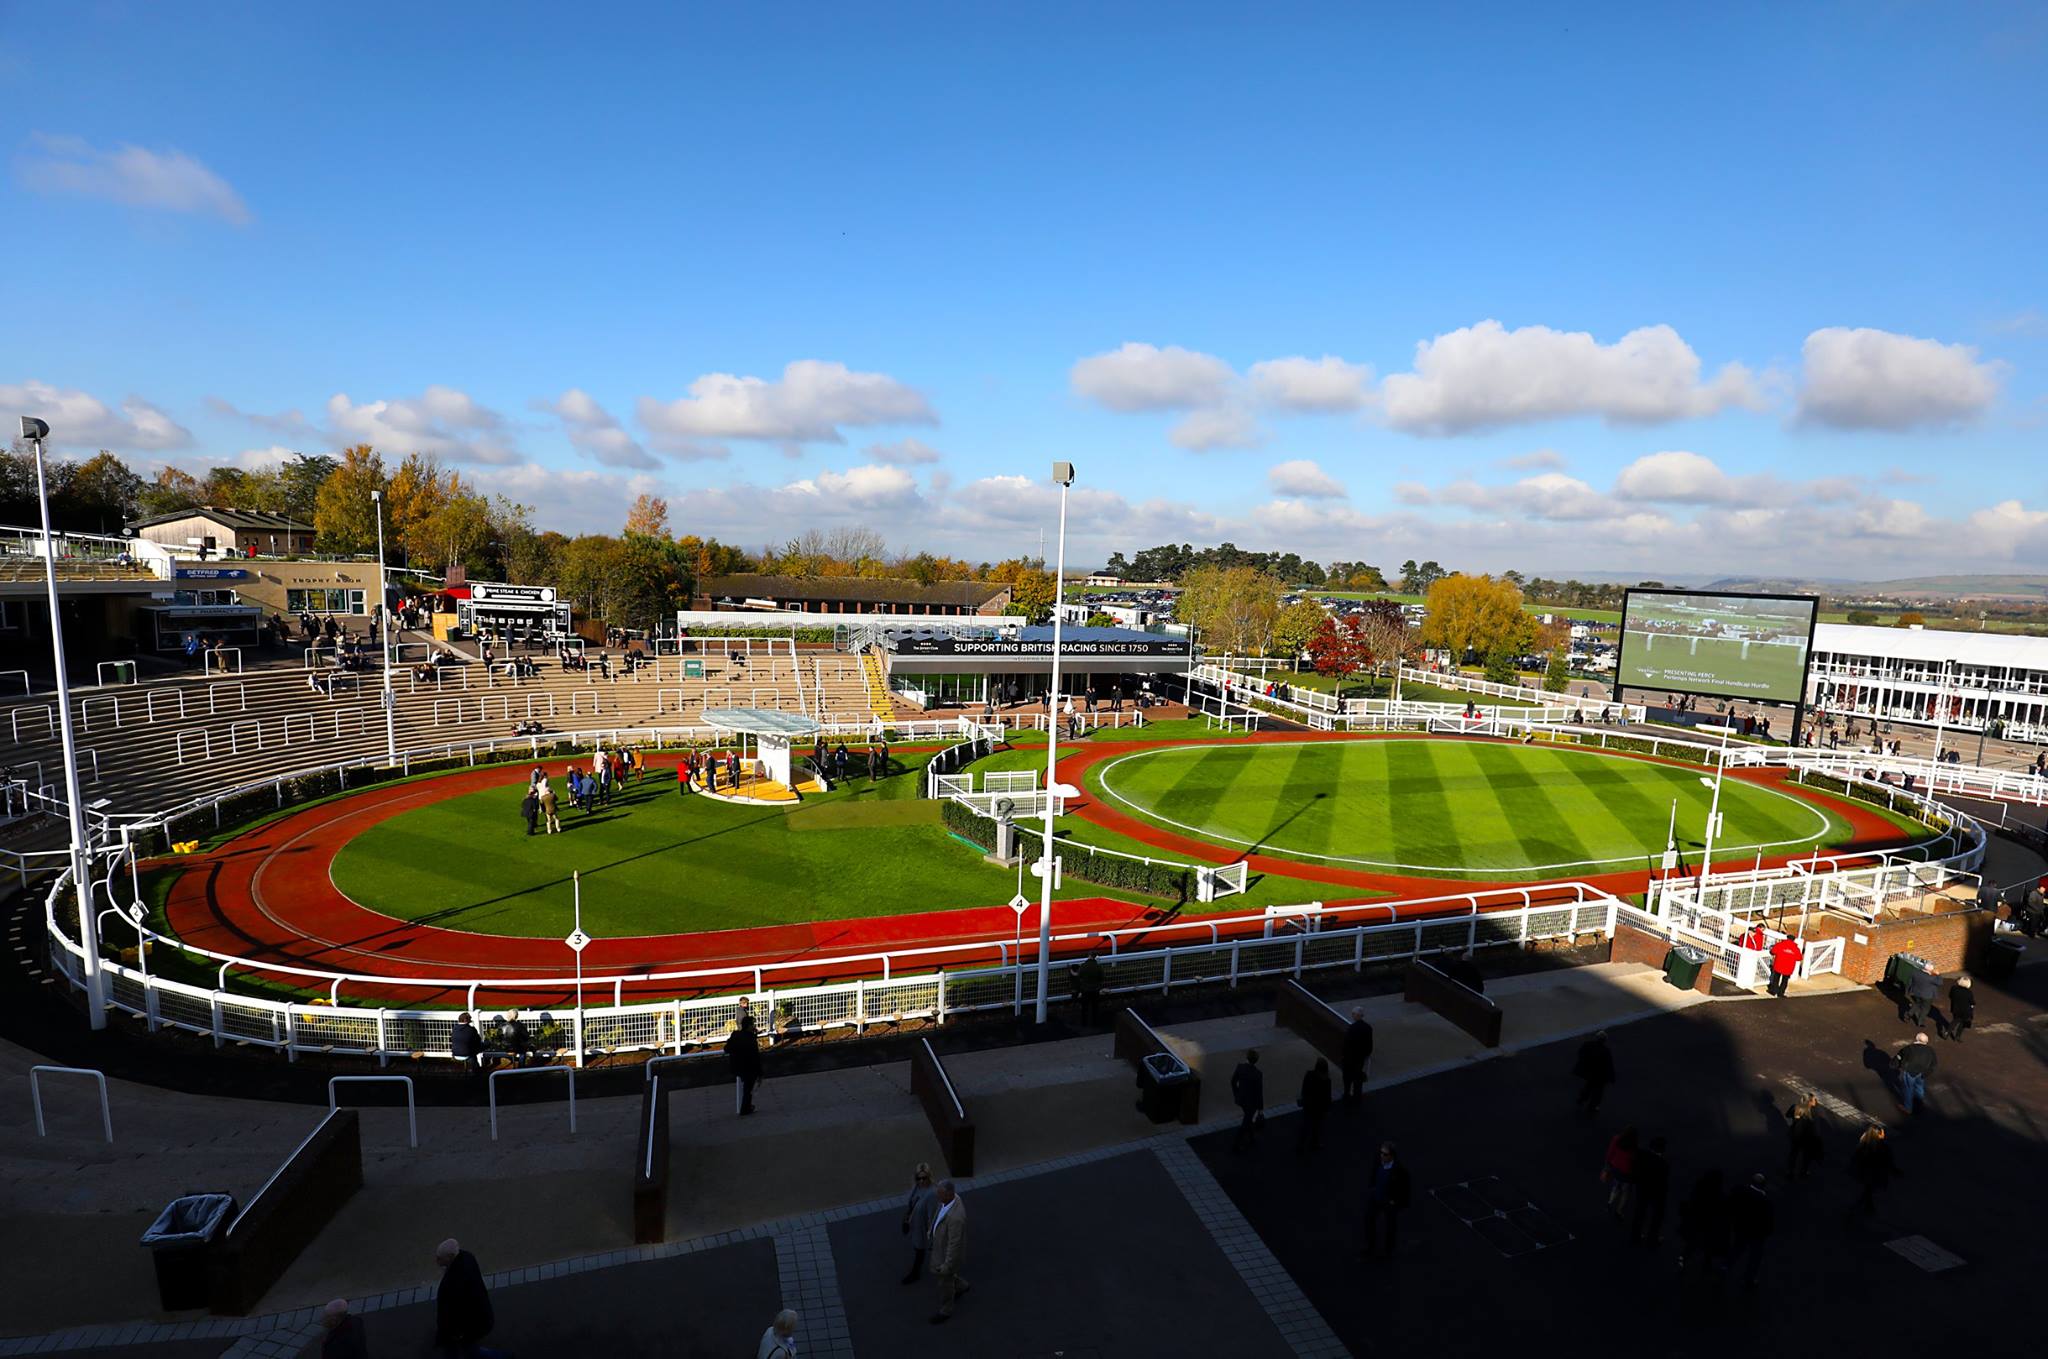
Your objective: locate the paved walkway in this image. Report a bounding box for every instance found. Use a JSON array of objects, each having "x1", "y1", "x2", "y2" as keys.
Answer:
[{"x1": 5, "y1": 947, "x2": 2041, "y2": 1357}]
